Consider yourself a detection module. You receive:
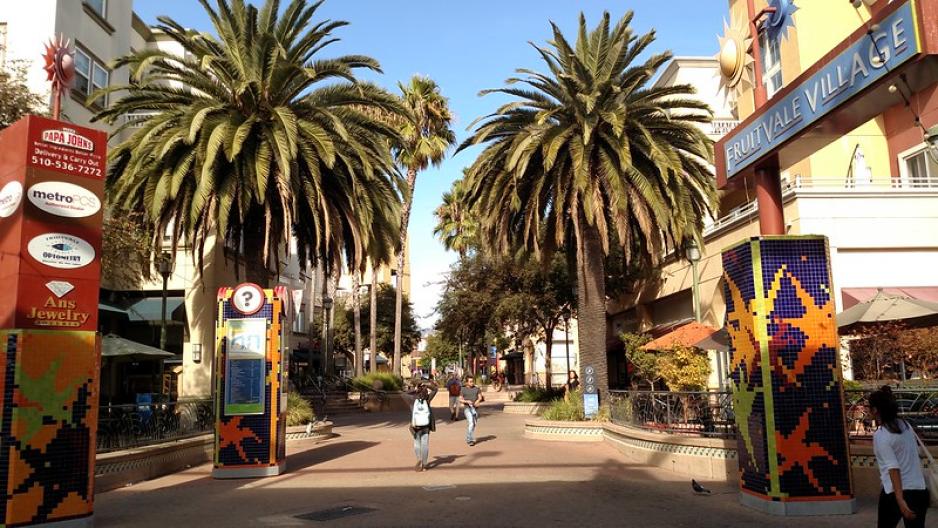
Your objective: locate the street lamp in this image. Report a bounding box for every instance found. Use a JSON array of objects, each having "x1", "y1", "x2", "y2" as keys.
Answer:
[
  {"x1": 685, "y1": 239, "x2": 702, "y2": 323},
  {"x1": 925, "y1": 124, "x2": 938, "y2": 164},
  {"x1": 158, "y1": 252, "x2": 172, "y2": 351}
]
